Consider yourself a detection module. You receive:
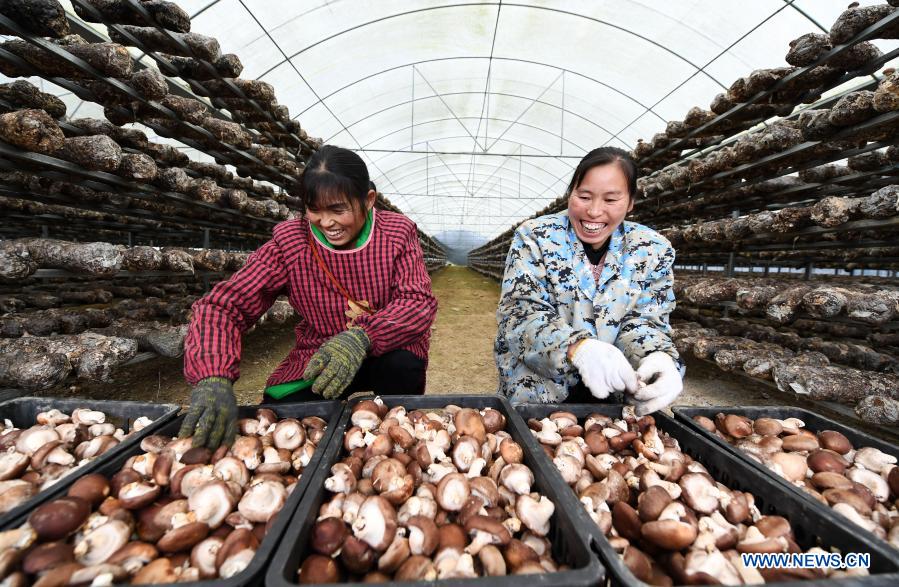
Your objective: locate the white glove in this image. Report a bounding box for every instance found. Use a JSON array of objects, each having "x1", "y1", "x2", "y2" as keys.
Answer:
[
  {"x1": 570, "y1": 339, "x2": 638, "y2": 400},
  {"x1": 631, "y1": 351, "x2": 683, "y2": 415}
]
